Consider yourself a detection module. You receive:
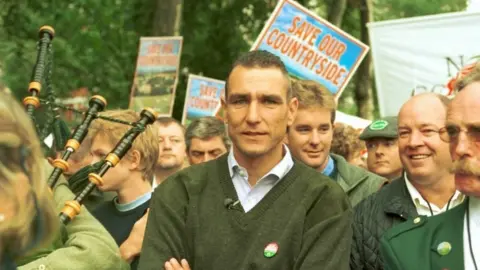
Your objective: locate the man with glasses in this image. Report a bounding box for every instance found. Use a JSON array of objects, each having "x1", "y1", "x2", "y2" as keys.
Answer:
[
  {"x1": 351, "y1": 93, "x2": 464, "y2": 270},
  {"x1": 380, "y1": 63, "x2": 480, "y2": 270}
]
